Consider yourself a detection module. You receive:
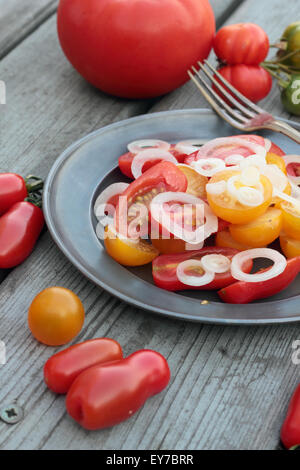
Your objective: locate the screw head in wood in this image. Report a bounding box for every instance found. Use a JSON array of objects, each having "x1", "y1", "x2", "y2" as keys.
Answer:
[{"x1": 0, "y1": 404, "x2": 23, "y2": 424}]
